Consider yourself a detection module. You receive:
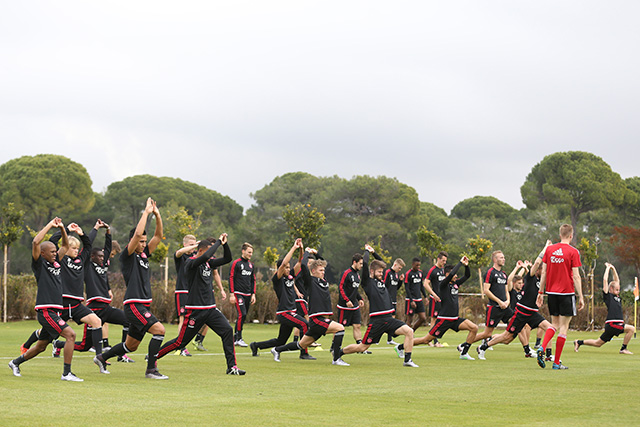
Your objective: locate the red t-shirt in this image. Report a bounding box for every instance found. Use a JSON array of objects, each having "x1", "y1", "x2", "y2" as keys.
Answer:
[{"x1": 543, "y1": 243, "x2": 582, "y2": 295}]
